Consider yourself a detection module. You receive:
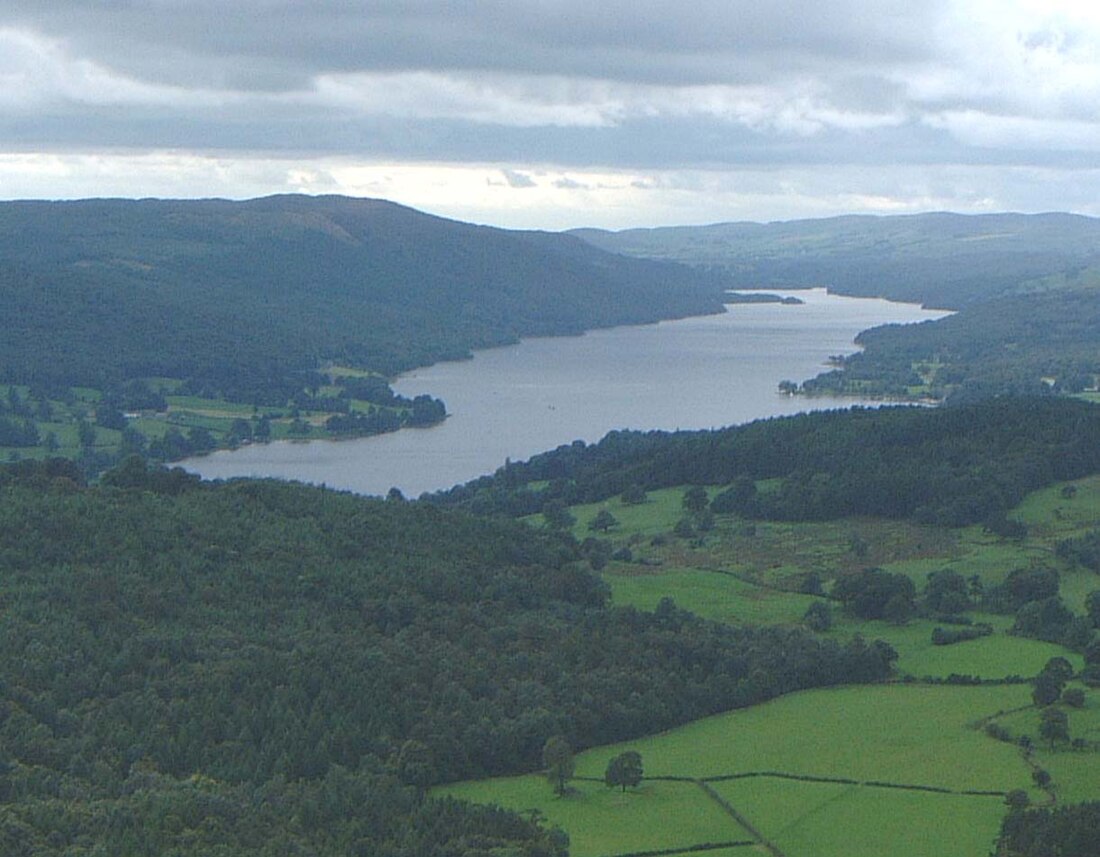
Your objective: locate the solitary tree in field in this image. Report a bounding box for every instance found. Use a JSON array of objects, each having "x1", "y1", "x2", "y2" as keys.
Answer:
[
  {"x1": 543, "y1": 735, "x2": 575, "y2": 797},
  {"x1": 604, "y1": 751, "x2": 643, "y2": 792},
  {"x1": 588, "y1": 509, "x2": 619, "y2": 532}
]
